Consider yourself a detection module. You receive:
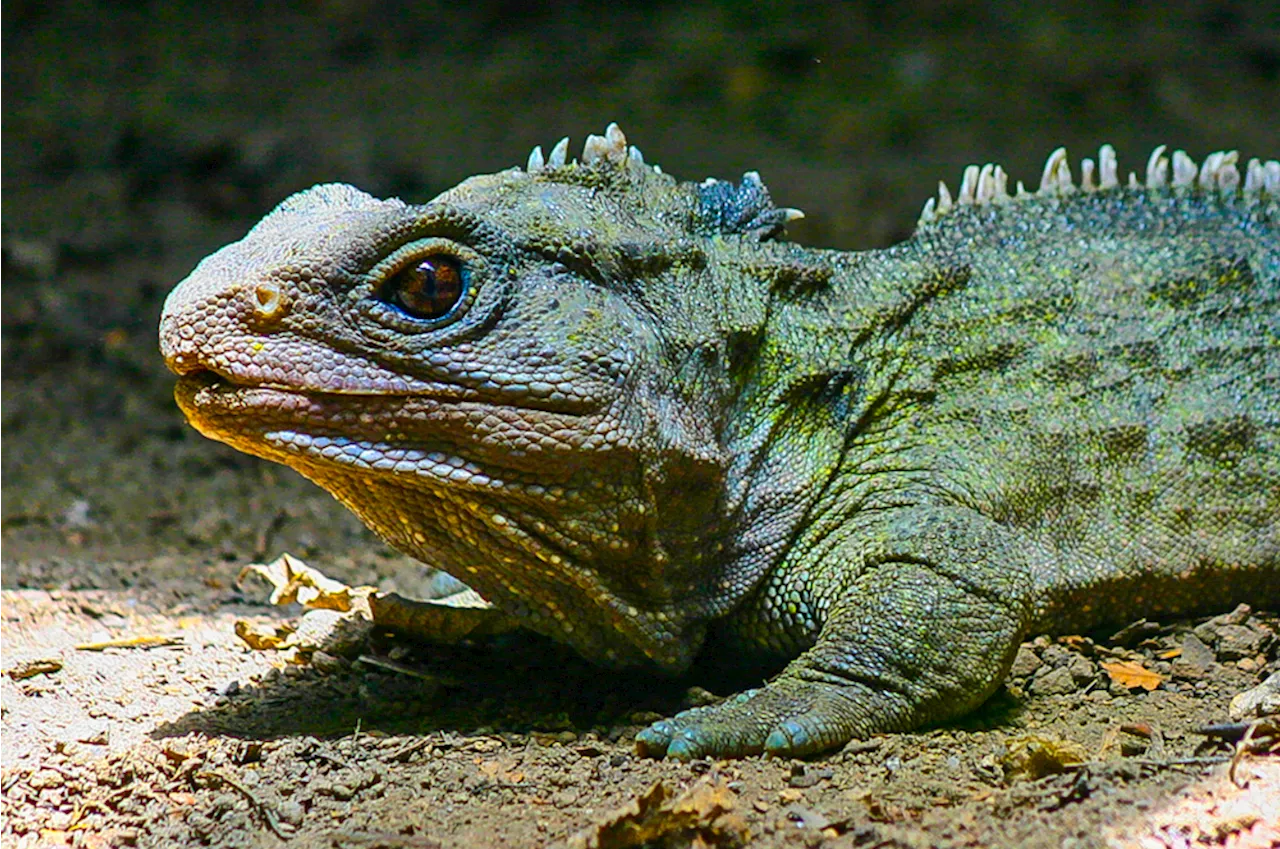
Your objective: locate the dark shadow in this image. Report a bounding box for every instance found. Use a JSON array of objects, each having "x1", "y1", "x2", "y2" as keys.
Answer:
[
  {"x1": 152, "y1": 619, "x2": 1021, "y2": 745},
  {"x1": 150, "y1": 629, "x2": 761, "y2": 742},
  {"x1": 946, "y1": 687, "x2": 1025, "y2": 734}
]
